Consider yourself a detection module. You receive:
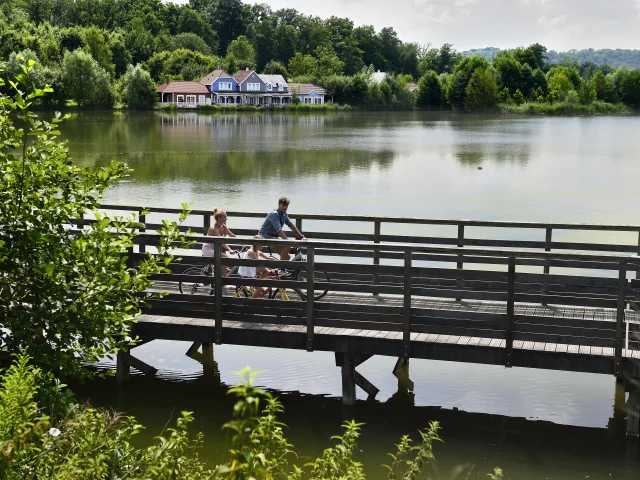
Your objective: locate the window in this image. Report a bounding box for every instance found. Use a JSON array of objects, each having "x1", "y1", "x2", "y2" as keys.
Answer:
[
  {"x1": 199, "y1": 95, "x2": 206, "y2": 104},
  {"x1": 186, "y1": 95, "x2": 196, "y2": 104},
  {"x1": 176, "y1": 95, "x2": 184, "y2": 103},
  {"x1": 304, "y1": 97, "x2": 312, "y2": 104},
  {"x1": 267, "y1": 83, "x2": 272, "y2": 91},
  {"x1": 218, "y1": 82, "x2": 232, "y2": 90},
  {"x1": 279, "y1": 83, "x2": 284, "y2": 91},
  {"x1": 314, "y1": 97, "x2": 322, "y2": 104},
  {"x1": 247, "y1": 83, "x2": 260, "y2": 91}
]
